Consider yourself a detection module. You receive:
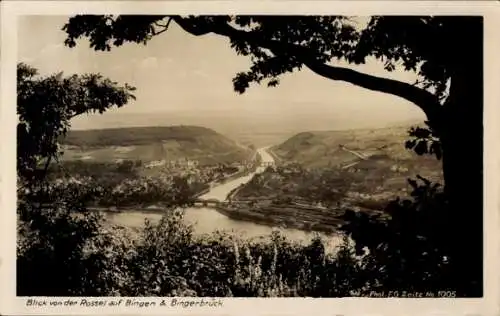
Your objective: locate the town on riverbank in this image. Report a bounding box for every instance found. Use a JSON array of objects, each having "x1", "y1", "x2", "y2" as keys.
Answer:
[{"x1": 52, "y1": 124, "x2": 441, "y2": 237}]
